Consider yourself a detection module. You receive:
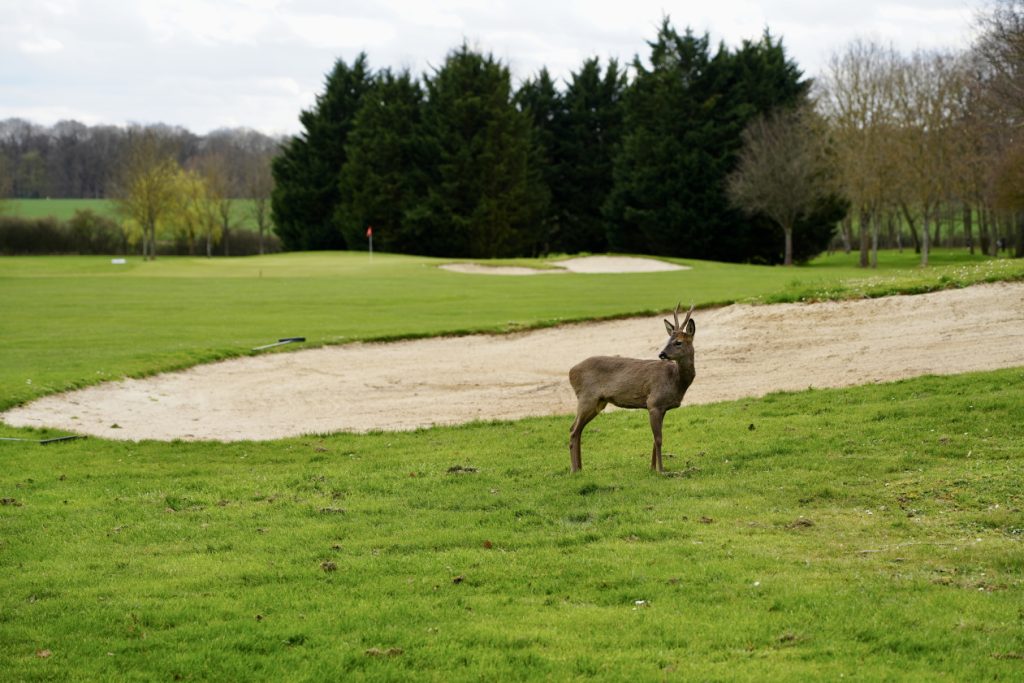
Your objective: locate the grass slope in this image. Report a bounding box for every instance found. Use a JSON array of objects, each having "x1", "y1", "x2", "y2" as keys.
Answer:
[
  {"x1": 5, "y1": 199, "x2": 119, "y2": 222},
  {"x1": 1, "y1": 369, "x2": 1022, "y2": 680},
  {"x1": 3, "y1": 250, "x2": 1022, "y2": 412}
]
